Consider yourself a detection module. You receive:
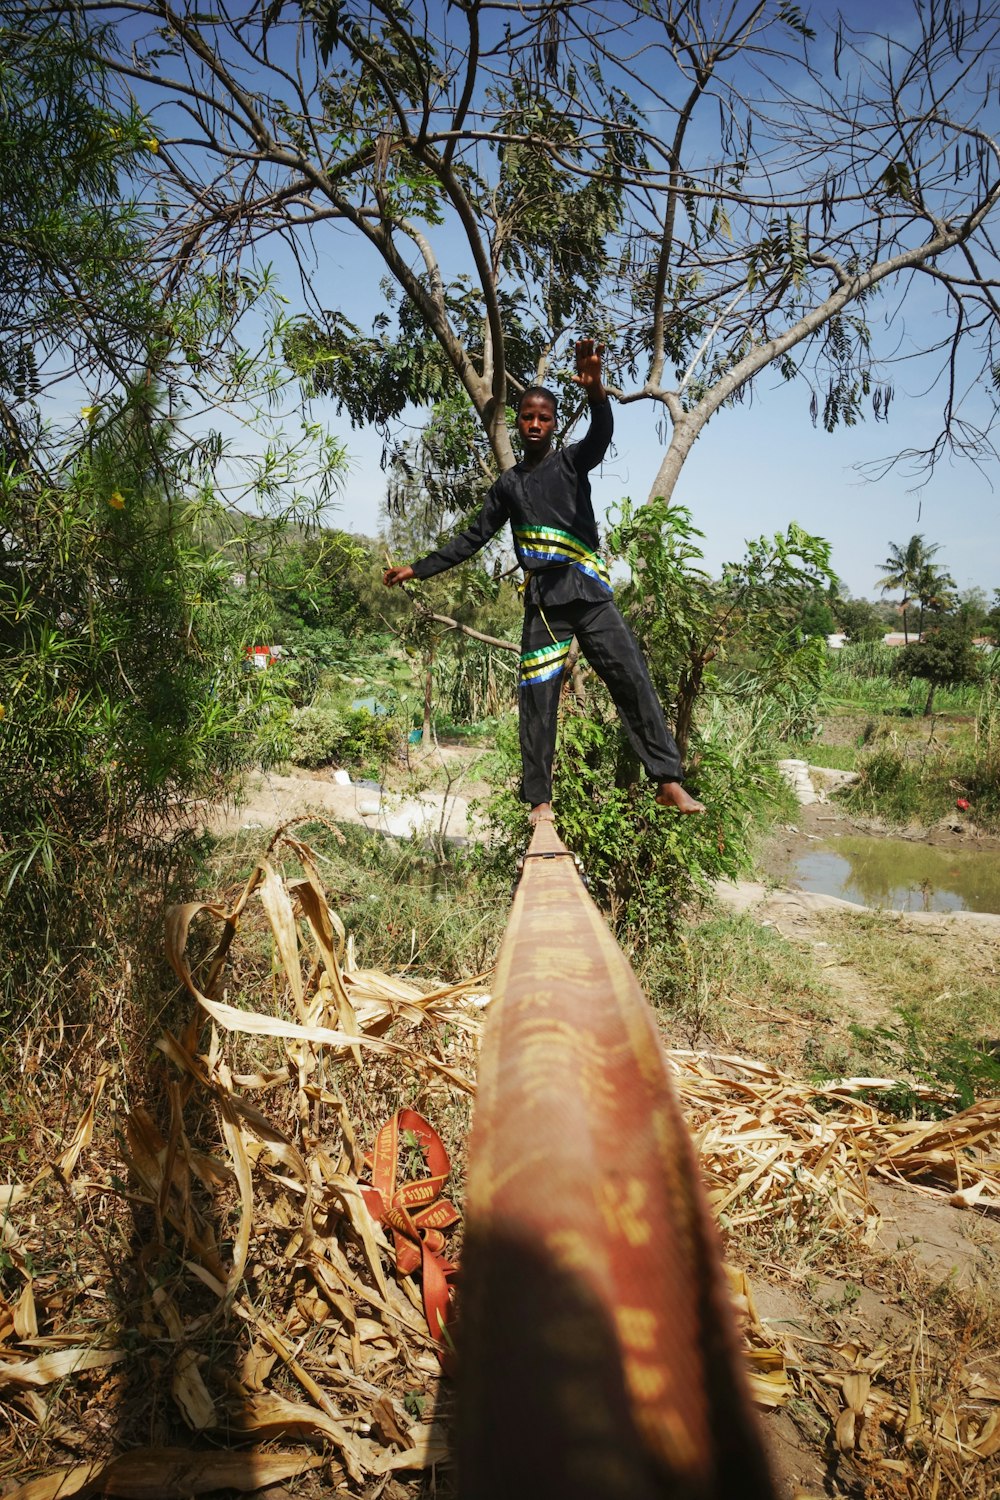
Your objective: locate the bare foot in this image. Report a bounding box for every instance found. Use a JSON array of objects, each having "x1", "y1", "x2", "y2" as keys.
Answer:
[
  {"x1": 529, "y1": 802, "x2": 555, "y2": 825},
  {"x1": 655, "y1": 781, "x2": 705, "y2": 814}
]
